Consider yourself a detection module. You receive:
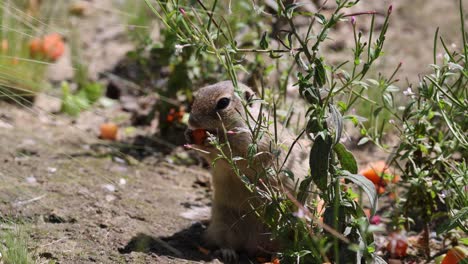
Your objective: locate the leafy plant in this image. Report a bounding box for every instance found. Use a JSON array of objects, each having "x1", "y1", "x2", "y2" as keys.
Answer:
[
  {"x1": 366, "y1": 0, "x2": 467, "y2": 259},
  {"x1": 60, "y1": 25, "x2": 104, "y2": 117},
  {"x1": 121, "y1": 1, "x2": 271, "y2": 144},
  {"x1": 60, "y1": 81, "x2": 104, "y2": 116},
  {"x1": 147, "y1": 0, "x2": 395, "y2": 262}
]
